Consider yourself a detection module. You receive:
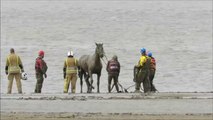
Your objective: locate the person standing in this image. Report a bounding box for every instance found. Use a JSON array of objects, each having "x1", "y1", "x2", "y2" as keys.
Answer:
[
  {"x1": 147, "y1": 52, "x2": 157, "y2": 92},
  {"x1": 106, "y1": 55, "x2": 120, "y2": 93},
  {"x1": 134, "y1": 48, "x2": 151, "y2": 93},
  {"x1": 5, "y1": 48, "x2": 24, "y2": 94},
  {"x1": 35, "y1": 50, "x2": 48, "y2": 93},
  {"x1": 63, "y1": 51, "x2": 78, "y2": 93}
]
